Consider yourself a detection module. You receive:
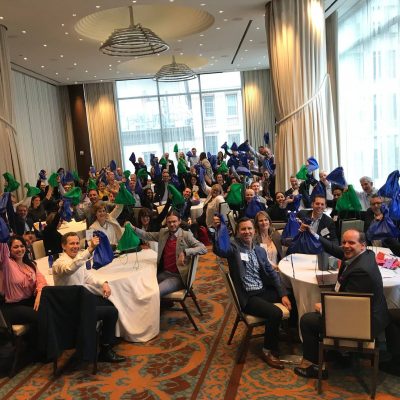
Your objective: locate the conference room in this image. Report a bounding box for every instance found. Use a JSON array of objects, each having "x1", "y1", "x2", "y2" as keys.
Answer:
[{"x1": 0, "y1": 0, "x2": 399, "y2": 399}]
